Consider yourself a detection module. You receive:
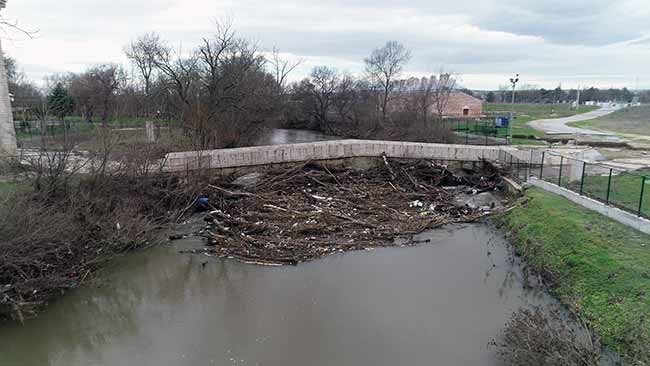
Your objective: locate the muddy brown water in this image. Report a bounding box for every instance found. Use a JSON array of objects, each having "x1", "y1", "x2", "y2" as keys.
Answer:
[{"x1": 0, "y1": 224, "x2": 555, "y2": 366}]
